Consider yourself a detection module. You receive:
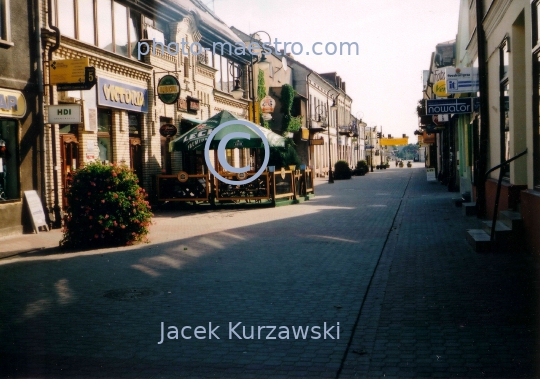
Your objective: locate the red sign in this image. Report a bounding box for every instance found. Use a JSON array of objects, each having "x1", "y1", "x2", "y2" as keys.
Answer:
[
  {"x1": 187, "y1": 96, "x2": 200, "y2": 112},
  {"x1": 159, "y1": 123, "x2": 178, "y2": 137}
]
